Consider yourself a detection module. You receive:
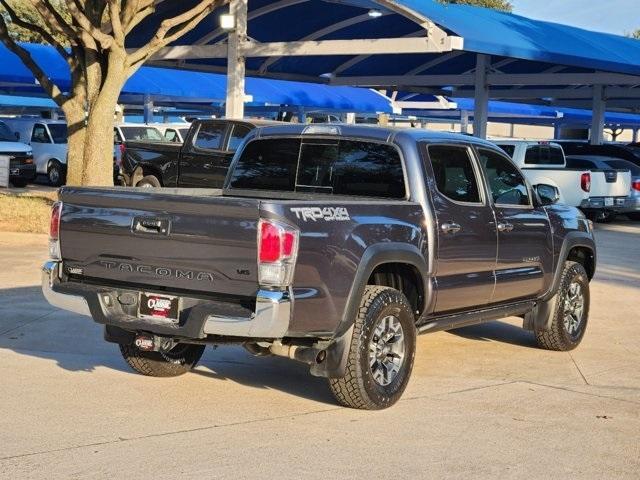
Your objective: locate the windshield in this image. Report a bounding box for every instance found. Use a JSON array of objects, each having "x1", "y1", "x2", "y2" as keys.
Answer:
[
  {"x1": 603, "y1": 159, "x2": 640, "y2": 176},
  {"x1": 47, "y1": 123, "x2": 68, "y2": 144},
  {"x1": 0, "y1": 122, "x2": 16, "y2": 142},
  {"x1": 120, "y1": 126, "x2": 164, "y2": 141}
]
